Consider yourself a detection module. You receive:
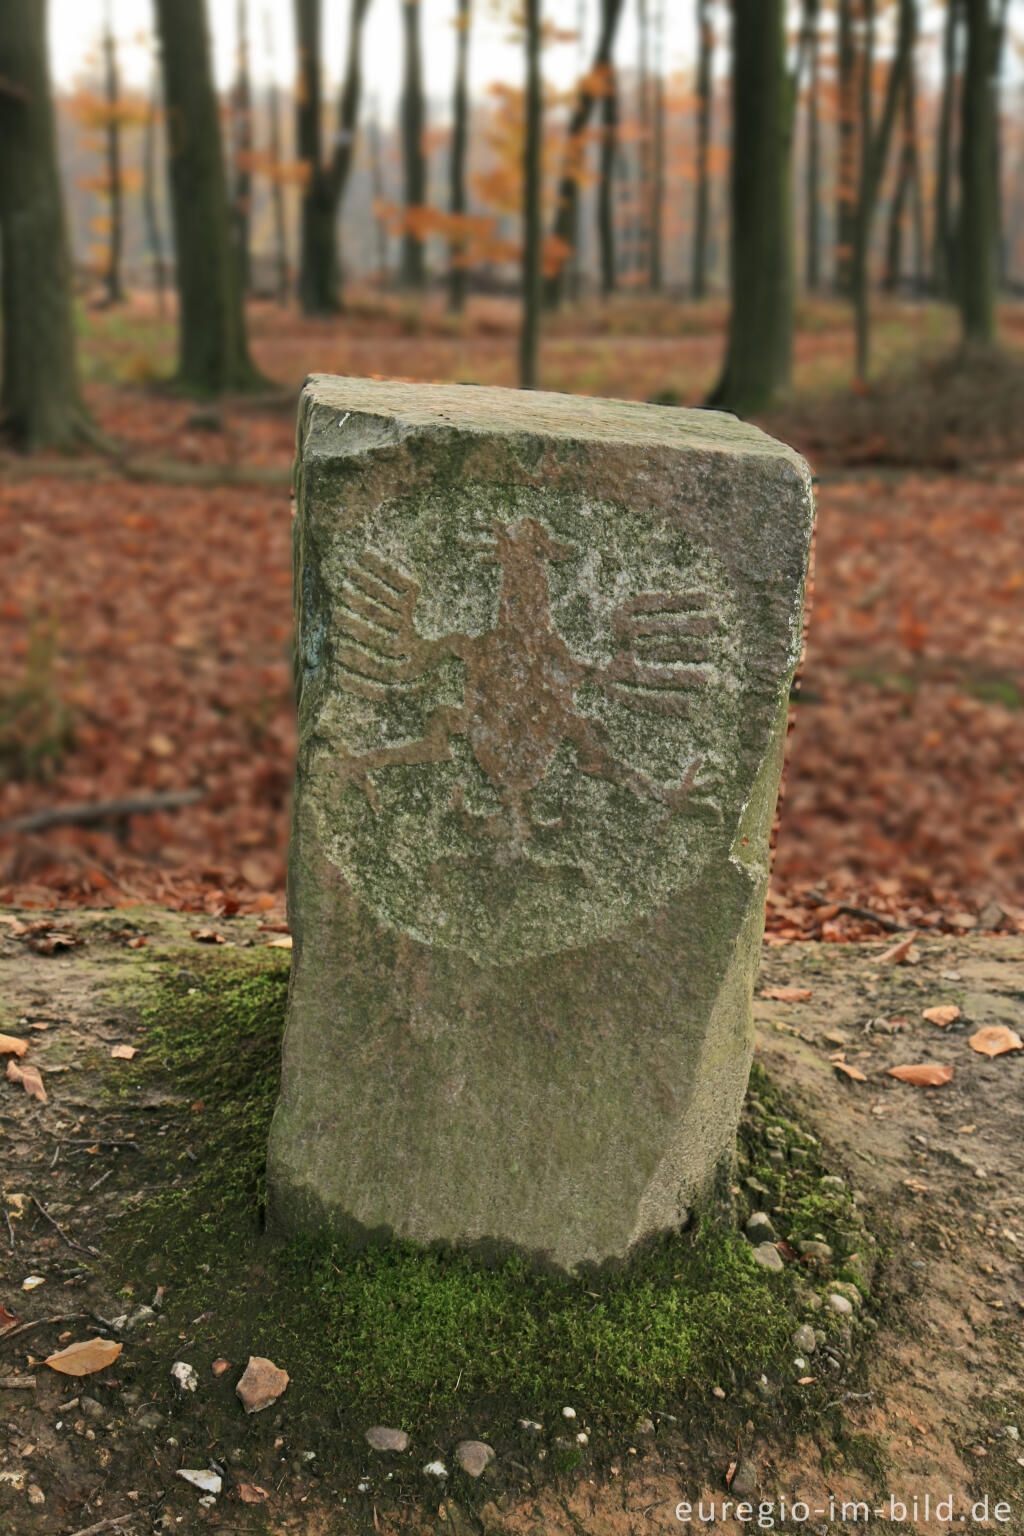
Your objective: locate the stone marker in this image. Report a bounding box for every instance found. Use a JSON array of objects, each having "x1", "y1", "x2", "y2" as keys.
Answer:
[{"x1": 266, "y1": 377, "x2": 814, "y2": 1272}]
